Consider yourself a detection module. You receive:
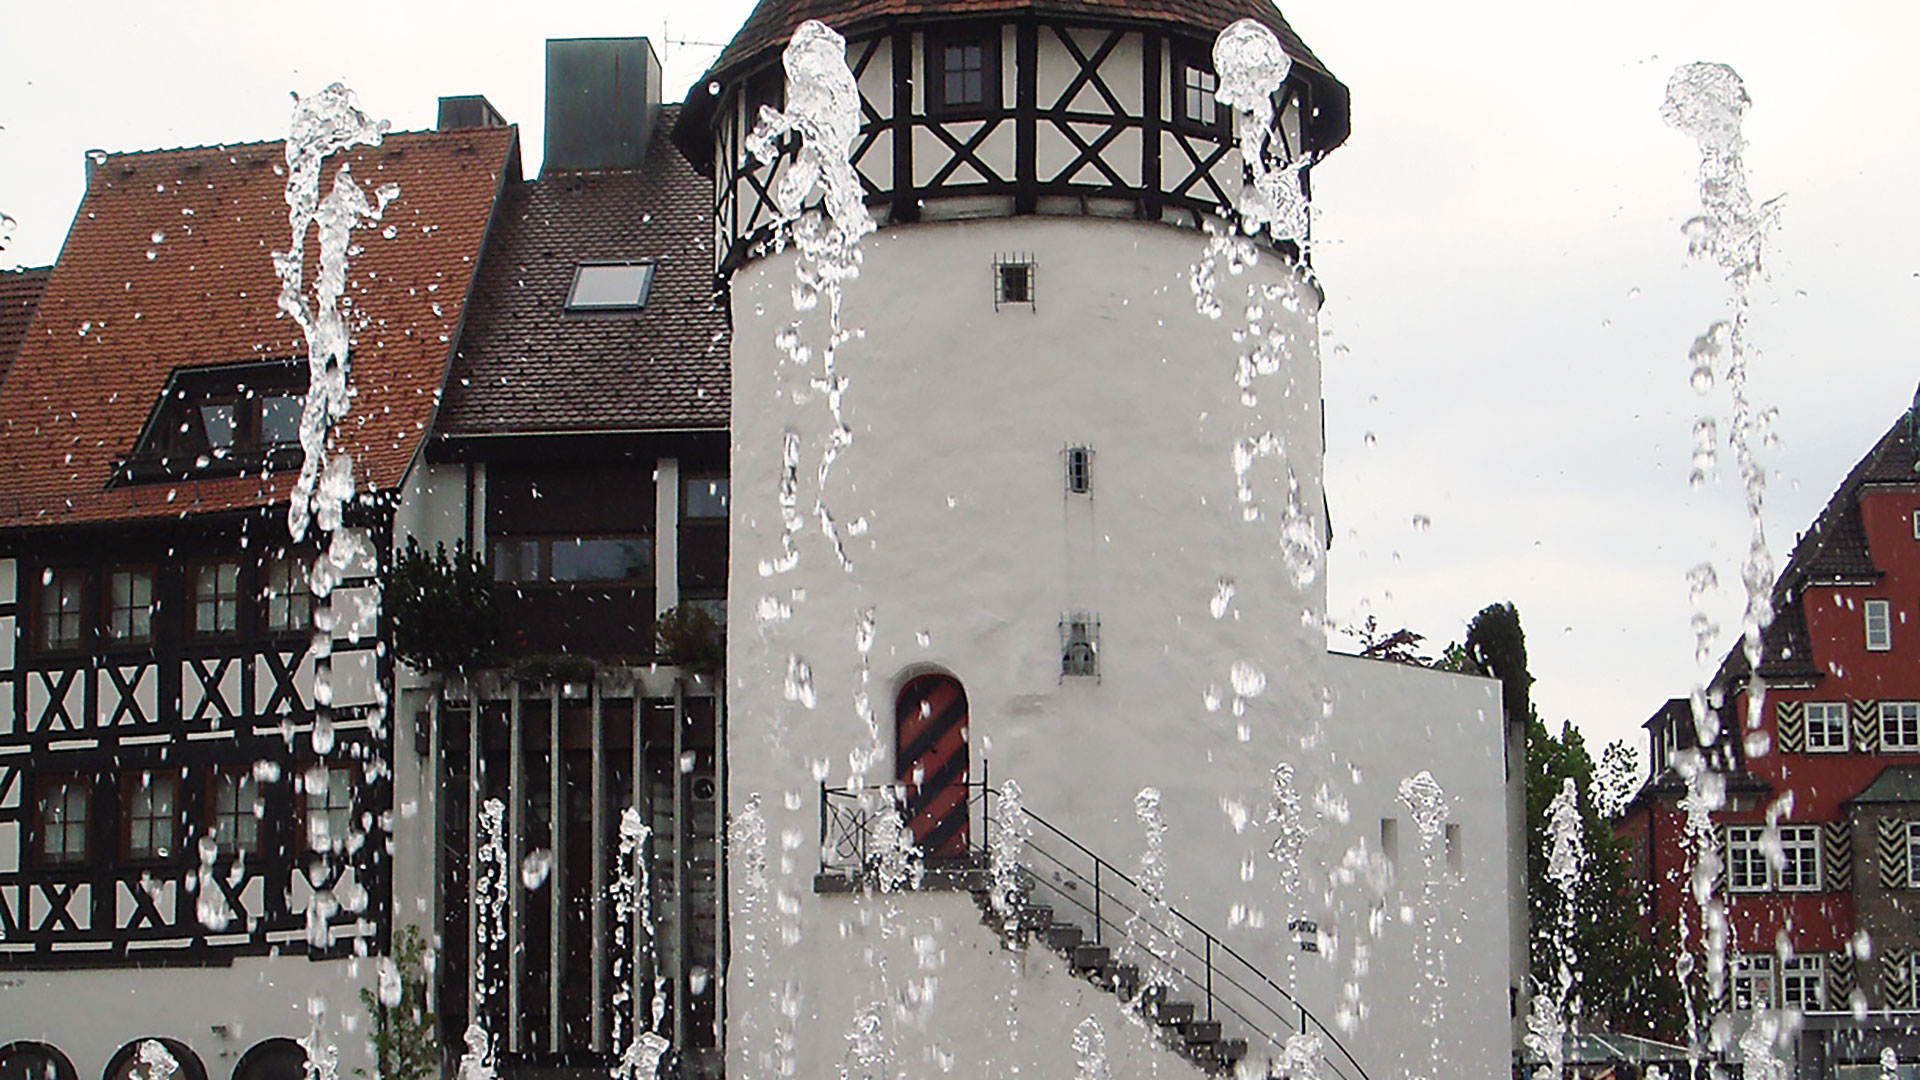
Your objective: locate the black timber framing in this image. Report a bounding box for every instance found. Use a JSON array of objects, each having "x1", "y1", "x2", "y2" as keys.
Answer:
[{"x1": 712, "y1": 15, "x2": 1324, "y2": 273}]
